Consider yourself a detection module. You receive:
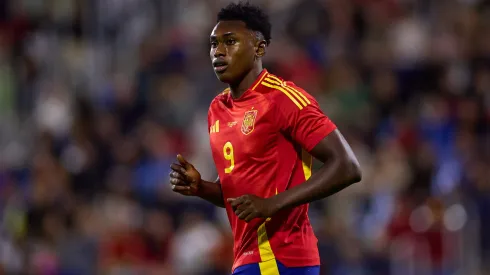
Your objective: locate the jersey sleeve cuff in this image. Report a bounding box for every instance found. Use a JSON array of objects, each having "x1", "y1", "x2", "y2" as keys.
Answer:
[{"x1": 303, "y1": 124, "x2": 337, "y2": 152}]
